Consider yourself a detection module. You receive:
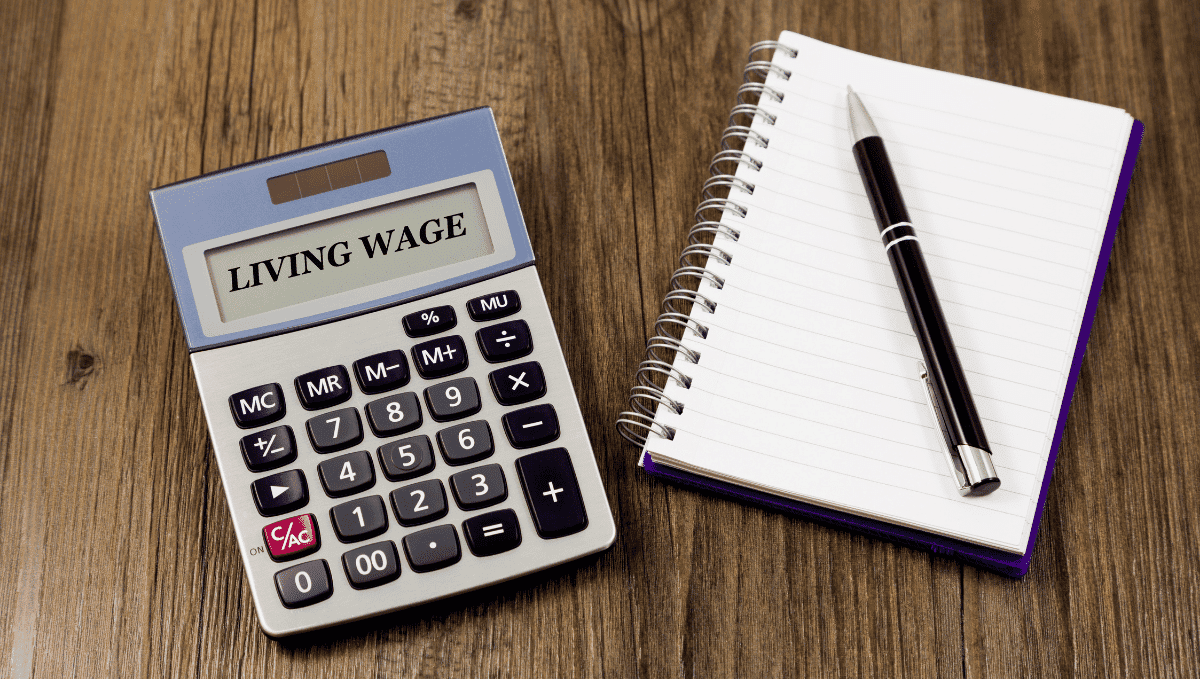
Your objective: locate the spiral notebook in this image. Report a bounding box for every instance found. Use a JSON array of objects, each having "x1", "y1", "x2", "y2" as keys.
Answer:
[{"x1": 618, "y1": 33, "x2": 1142, "y2": 576}]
